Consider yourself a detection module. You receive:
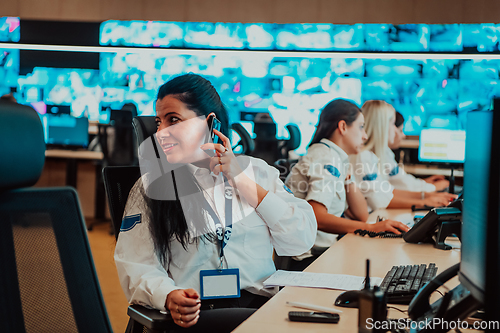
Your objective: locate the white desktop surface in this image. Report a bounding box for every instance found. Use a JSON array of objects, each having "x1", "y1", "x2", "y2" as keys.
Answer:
[{"x1": 233, "y1": 209, "x2": 465, "y2": 332}]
